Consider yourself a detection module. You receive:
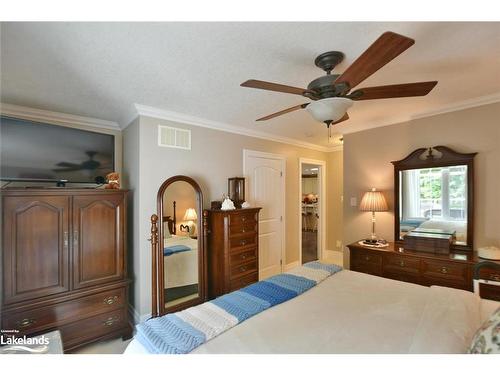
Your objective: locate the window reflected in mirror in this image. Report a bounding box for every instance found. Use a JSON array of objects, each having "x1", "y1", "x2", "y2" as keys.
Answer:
[
  {"x1": 399, "y1": 165, "x2": 467, "y2": 244},
  {"x1": 162, "y1": 181, "x2": 200, "y2": 309}
]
